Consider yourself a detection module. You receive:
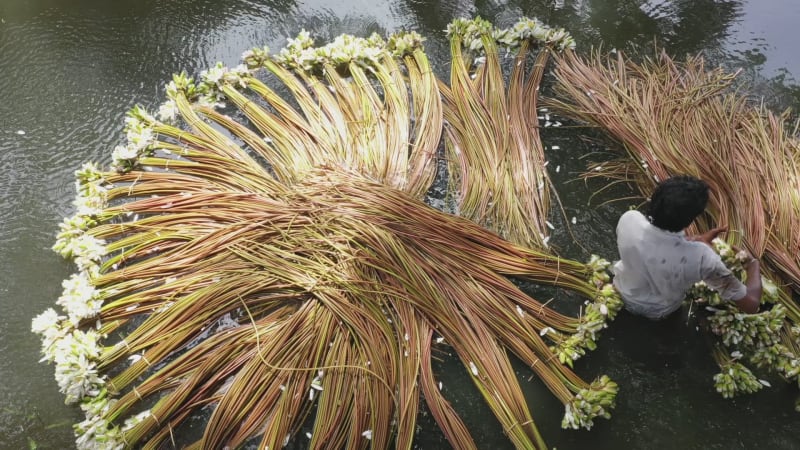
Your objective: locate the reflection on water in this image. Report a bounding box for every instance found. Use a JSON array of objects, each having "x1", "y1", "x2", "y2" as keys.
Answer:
[{"x1": 1, "y1": 0, "x2": 799, "y2": 448}]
